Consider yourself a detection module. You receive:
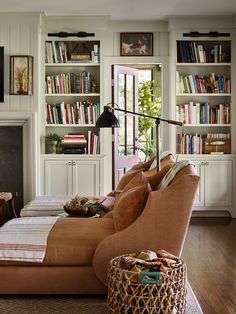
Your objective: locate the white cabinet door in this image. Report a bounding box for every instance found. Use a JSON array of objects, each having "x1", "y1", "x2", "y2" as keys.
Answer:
[
  {"x1": 73, "y1": 160, "x2": 100, "y2": 196},
  {"x1": 192, "y1": 161, "x2": 205, "y2": 207},
  {"x1": 45, "y1": 160, "x2": 73, "y2": 196},
  {"x1": 204, "y1": 160, "x2": 232, "y2": 207}
]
